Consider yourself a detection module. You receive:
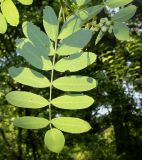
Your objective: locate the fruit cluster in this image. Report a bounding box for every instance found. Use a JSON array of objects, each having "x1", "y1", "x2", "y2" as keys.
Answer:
[{"x1": 91, "y1": 18, "x2": 113, "y2": 34}]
